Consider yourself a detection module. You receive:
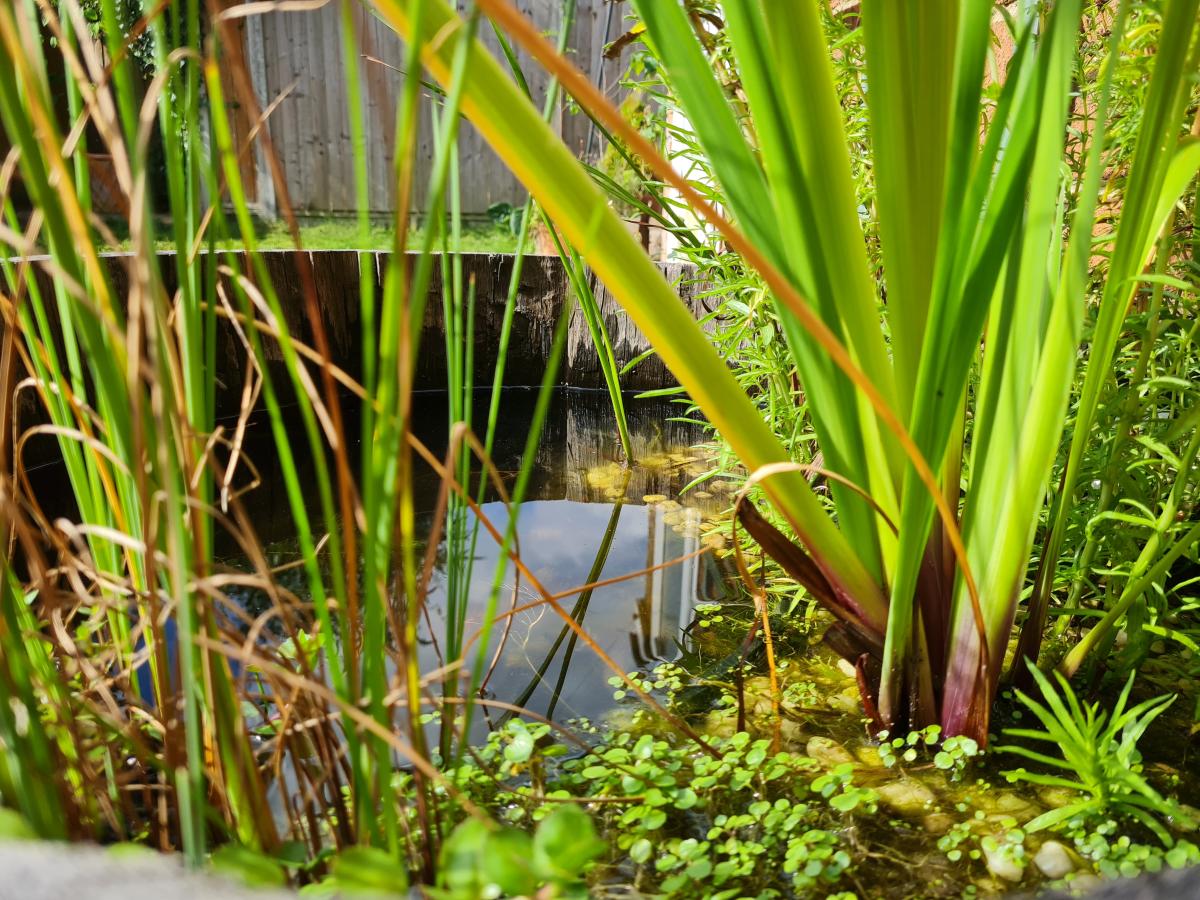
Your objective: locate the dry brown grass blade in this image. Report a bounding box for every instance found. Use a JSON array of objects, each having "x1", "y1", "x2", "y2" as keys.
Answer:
[{"x1": 207, "y1": 0, "x2": 364, "y2": 693}]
